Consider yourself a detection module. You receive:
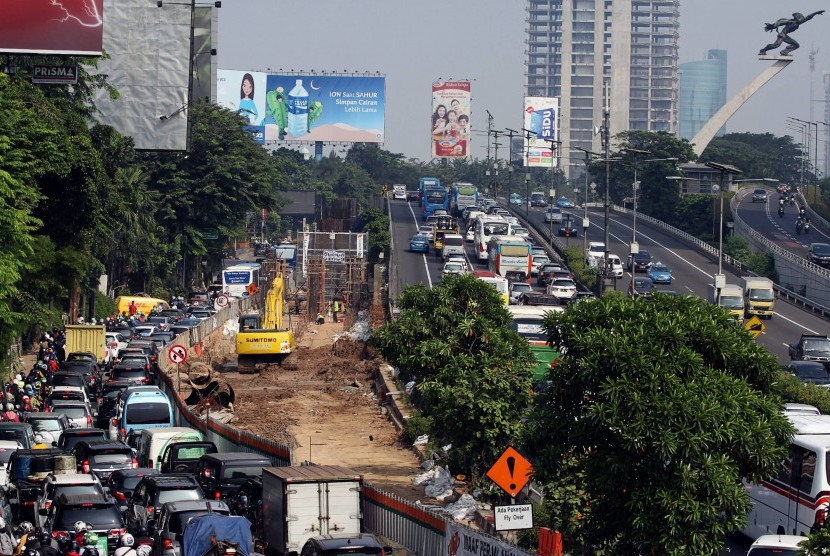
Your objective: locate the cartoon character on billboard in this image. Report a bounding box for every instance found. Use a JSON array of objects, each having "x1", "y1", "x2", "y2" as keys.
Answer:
[
  {"x1": 264, "y1": 87, "x2": 289, "y2": 139},
  {"x1": 238, "y1": 73, "x2": 258, "y2": 124},
  {"x1": 307, "y1": 101, "x2": 323, "y2": 133}
]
